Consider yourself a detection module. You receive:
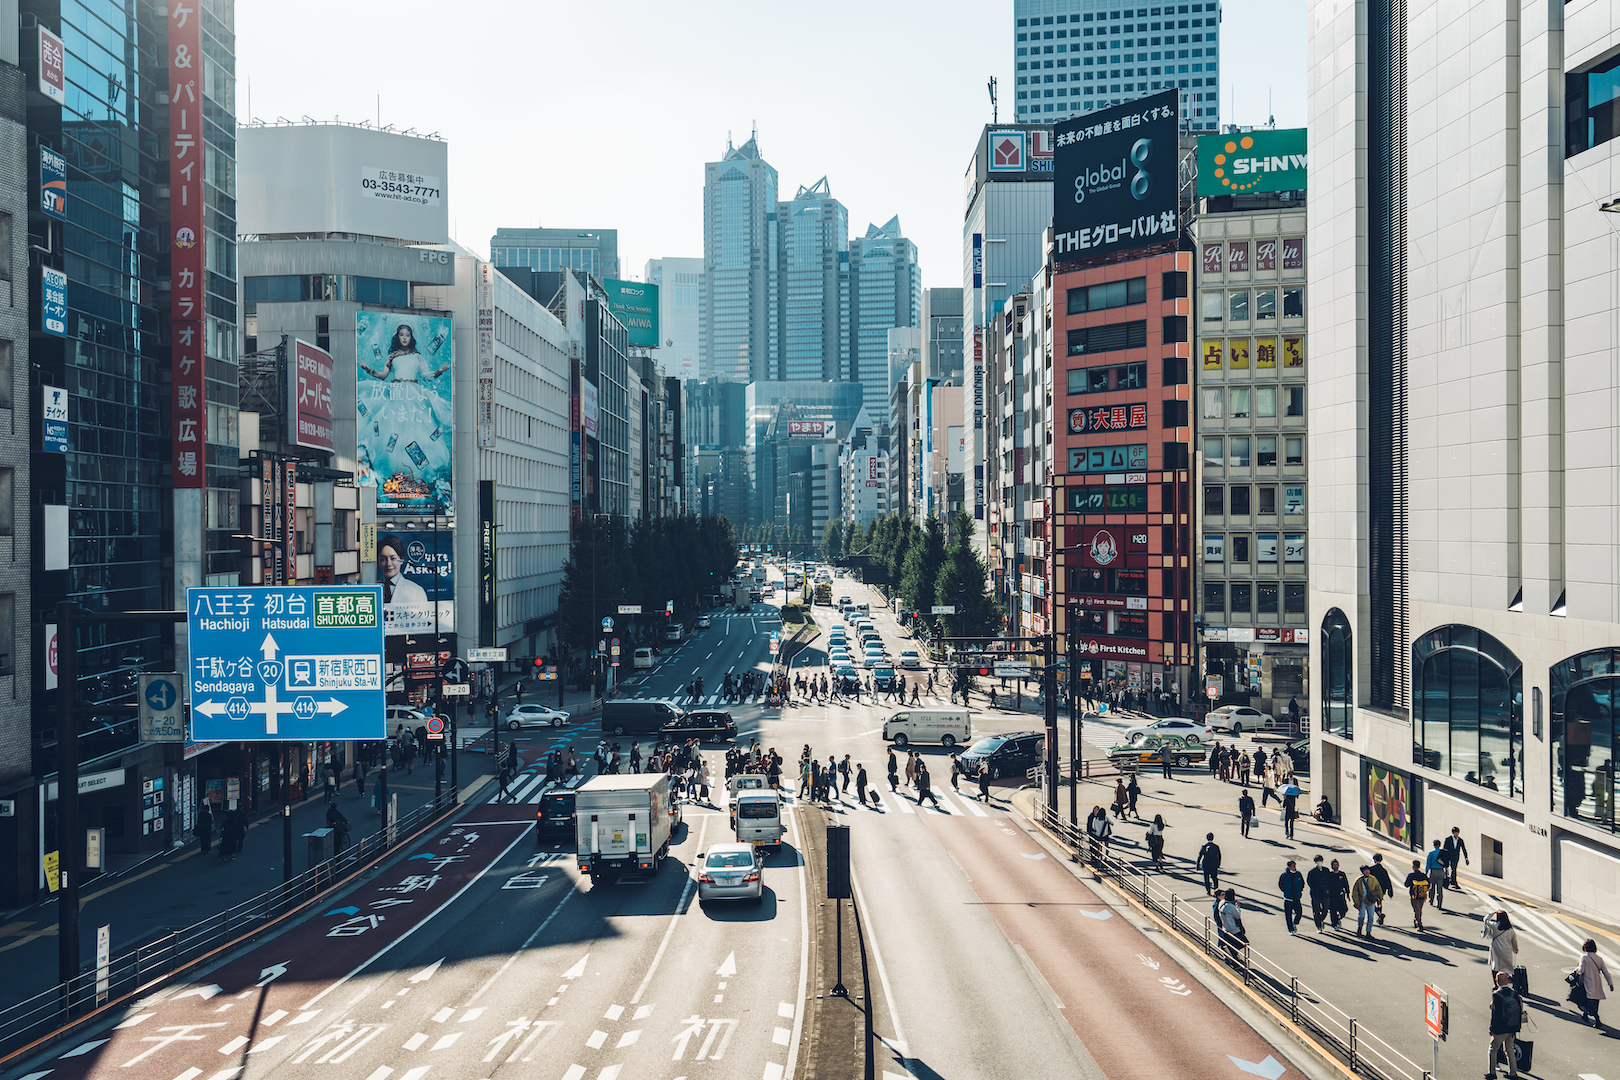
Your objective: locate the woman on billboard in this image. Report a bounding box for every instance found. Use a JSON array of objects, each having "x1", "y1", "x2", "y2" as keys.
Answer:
[{"x1": 357, "y1": 319, "x2": 452, "y2": 511}]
